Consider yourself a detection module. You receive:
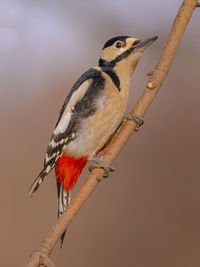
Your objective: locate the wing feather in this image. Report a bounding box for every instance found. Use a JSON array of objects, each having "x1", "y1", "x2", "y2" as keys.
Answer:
[
  {"x1": 29, "y1": 68, "x2": 105, "y2": 195},
  {"x1": 44, "y1": 68, "x2": 105, "y2": 168}
]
